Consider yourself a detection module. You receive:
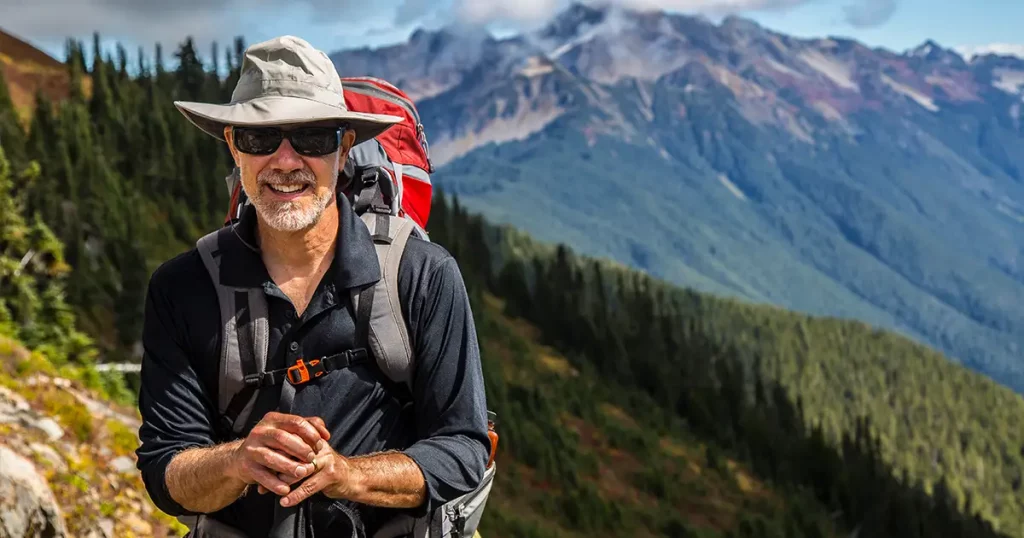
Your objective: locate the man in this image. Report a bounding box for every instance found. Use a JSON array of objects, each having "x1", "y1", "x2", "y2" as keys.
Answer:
[{"x1": 135, "y1": 36, "x2": 490, "y2": 537}]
